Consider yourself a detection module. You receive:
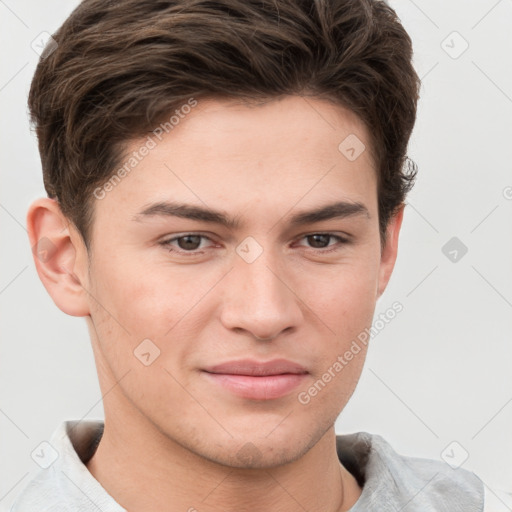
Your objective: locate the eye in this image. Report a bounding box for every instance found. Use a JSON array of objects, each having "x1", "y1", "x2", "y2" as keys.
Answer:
[
  {"x1": 159, "y1": 234, "x2": 216, "y2": 254},
  {"x1": 159, "y1": 232, "x2": 351, "y2": 257},
  {"x1": 296, "y1": 233, "x2": 350, "y2": 252}
]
